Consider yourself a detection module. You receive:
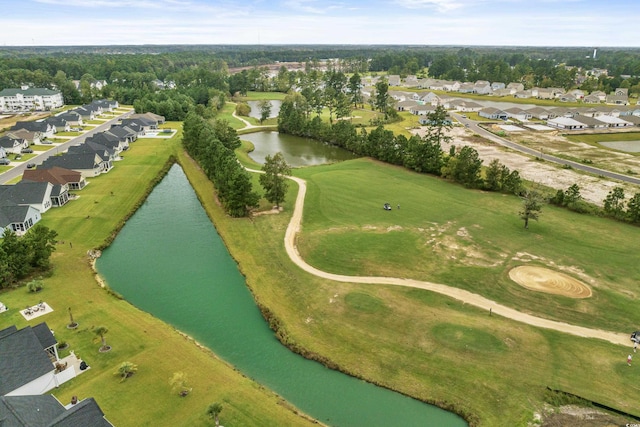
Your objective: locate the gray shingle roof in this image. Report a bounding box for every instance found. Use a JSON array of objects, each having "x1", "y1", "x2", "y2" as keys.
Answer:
[
  {"x1": 40, "y1": 153, "x2": 101, "y2": 171},
  {"x1": 49, "y1": 397, "x2": 112, "y2": 427},
  {"x1": 0, "y1": 395, "x2": 113, "y2": 427},
  {"x1": 0, "y1": 324, "x2": 54, "y2": 395},
  {"x1": 0, "y1": 181, "x2": 50, "y2": 206},
  {"x1": 0, "y1": 395, "x2": 63, "y2": 426}
]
